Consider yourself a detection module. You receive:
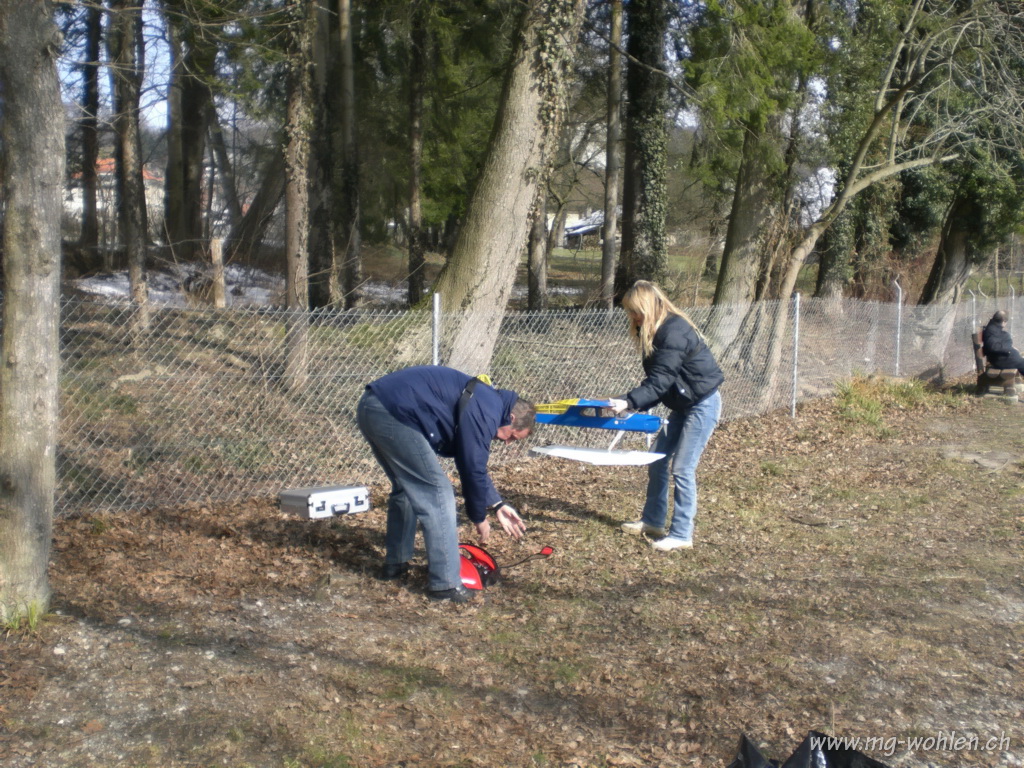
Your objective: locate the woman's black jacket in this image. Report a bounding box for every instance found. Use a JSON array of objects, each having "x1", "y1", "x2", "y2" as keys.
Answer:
[{"x1": 624, "y1": 314, "x2": 724, "y2": 413}]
